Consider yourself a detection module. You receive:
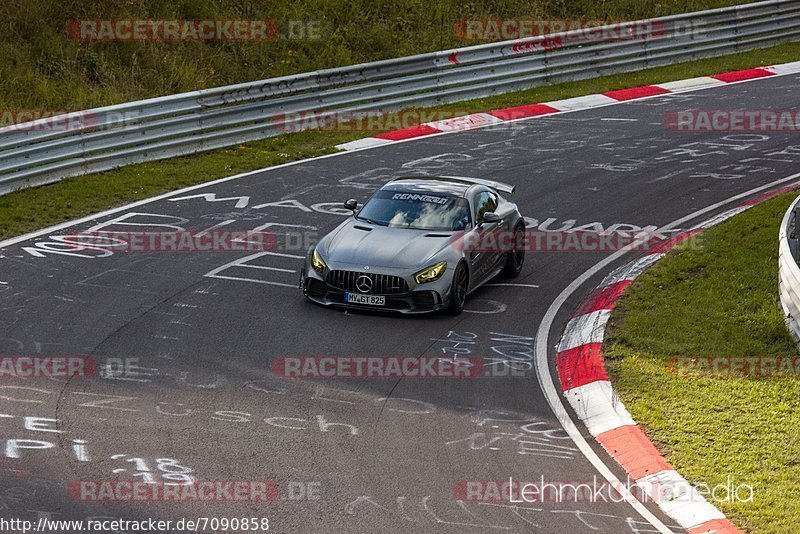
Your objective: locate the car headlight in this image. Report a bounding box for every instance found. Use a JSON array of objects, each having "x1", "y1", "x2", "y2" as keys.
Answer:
[
  {"x1": 414, "y1": 261, "x2": 447, "y2": 284},
  {"x1": 311, "y1": 248, "x2": 327, "y2": 273}
]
